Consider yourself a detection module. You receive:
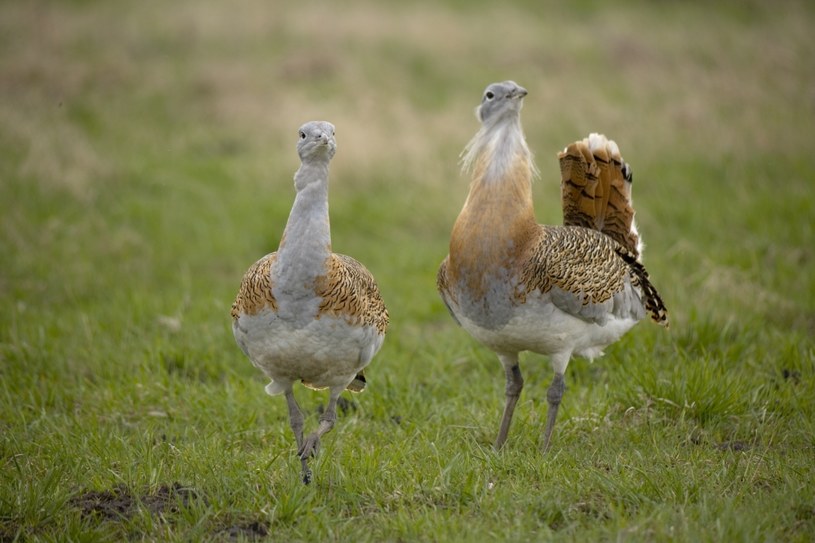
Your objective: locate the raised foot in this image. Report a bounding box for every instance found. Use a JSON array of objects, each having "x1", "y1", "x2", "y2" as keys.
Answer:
[
  {"x1": 298, "y1": 434, "x2": 320, "y2": 485},
  {"x1": 298, "y1": 433, "x2": 321, "y2": 460},
  {"x1": 300, "y1": 460, "x2": 312, "y2": 485}
]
